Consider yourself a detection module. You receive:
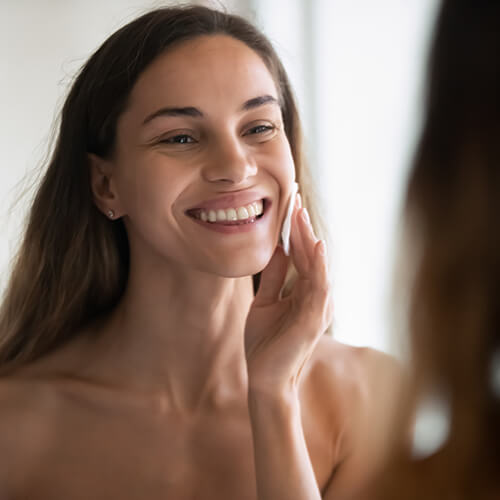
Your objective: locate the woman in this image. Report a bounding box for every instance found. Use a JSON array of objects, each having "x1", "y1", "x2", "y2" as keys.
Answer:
[
  {"x1": 0, "y1": 6, "x2": 397, "y2": 499},
  {"x1": 375, "y1": 1, "x2": 500, "y2": 498}
]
